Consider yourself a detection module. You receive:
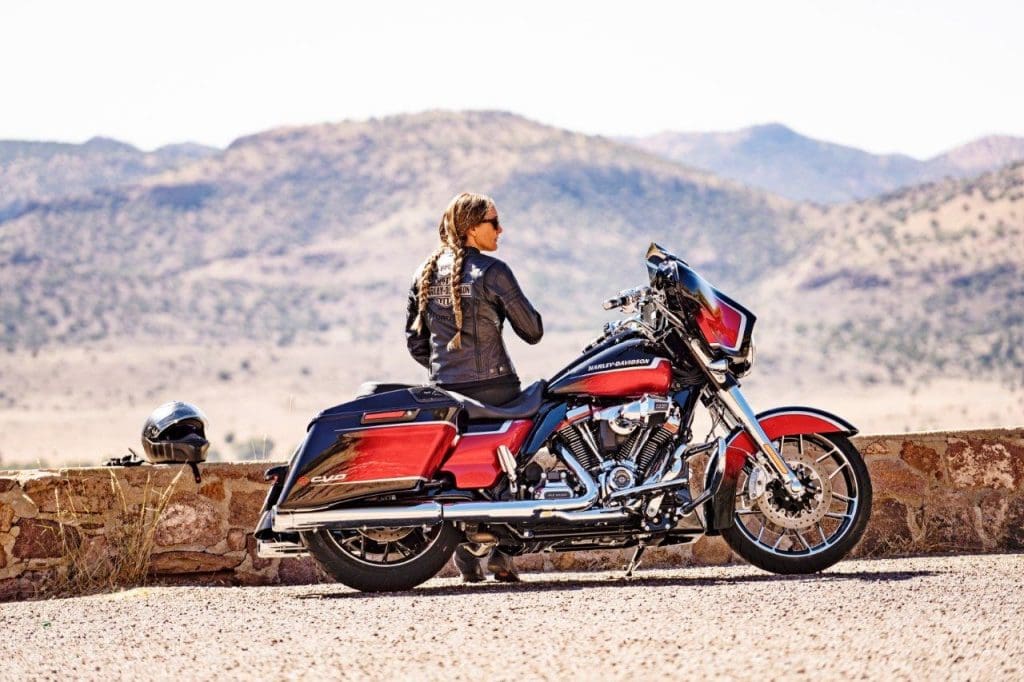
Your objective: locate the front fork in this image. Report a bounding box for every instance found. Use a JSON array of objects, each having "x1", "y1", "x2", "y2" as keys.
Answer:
[
  {"x1": 715, "y1": 383, "x2": 805, "y2": 496},
  {"x1": 690, "y1": 341, "x2": 805, "y2": 496}
]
